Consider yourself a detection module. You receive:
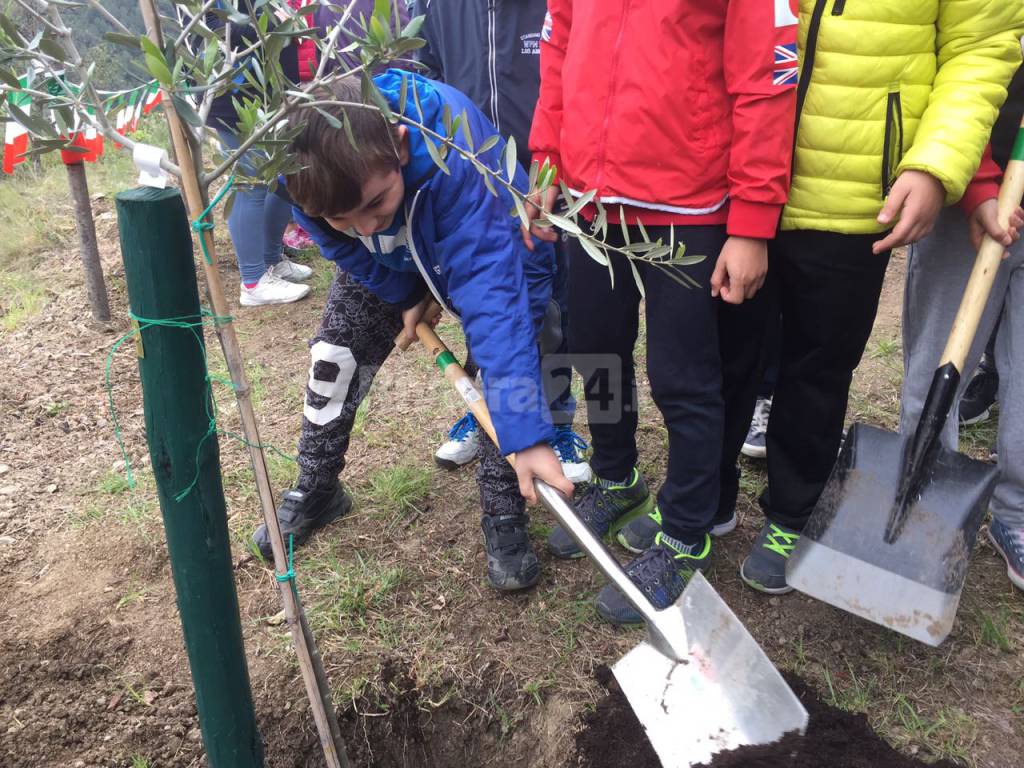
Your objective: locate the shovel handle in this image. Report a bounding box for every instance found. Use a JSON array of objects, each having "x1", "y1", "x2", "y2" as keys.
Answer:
[
  {"x1": 411, "y1": 322, "x2": 665, "y2": 630},
  {"x1": 940, "y1": 119, "x2": 1024, "y2": 371}
]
